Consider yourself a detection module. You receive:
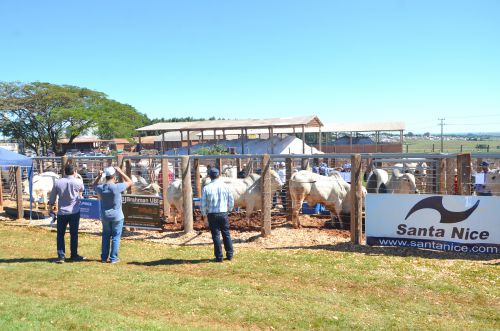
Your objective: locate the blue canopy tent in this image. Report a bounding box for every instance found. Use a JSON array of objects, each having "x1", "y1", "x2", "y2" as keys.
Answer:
[{"x1": 0, "y1": 148, "x2": 34, "y2": 219}]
